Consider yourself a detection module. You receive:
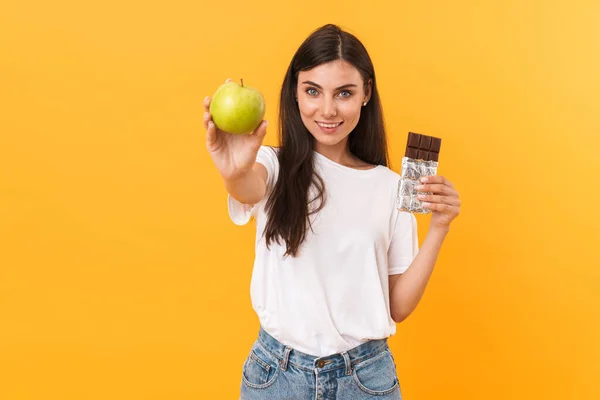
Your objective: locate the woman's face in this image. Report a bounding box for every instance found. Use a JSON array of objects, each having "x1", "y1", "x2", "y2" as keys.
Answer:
[{"x1": 296, "y1": 60, "x2": 370, "y2": 149}]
